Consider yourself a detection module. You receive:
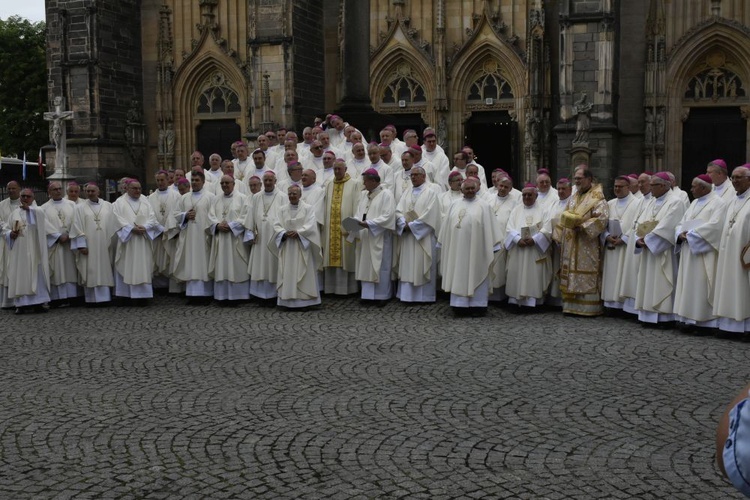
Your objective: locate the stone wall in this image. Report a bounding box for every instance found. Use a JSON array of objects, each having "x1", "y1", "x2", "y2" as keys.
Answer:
[
  {"x1": 46, "y1": 0, "x2": 144, "y2": 181},
  {"x1": 292, "y1": 2, "x2": 325, "y2": 127}
]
